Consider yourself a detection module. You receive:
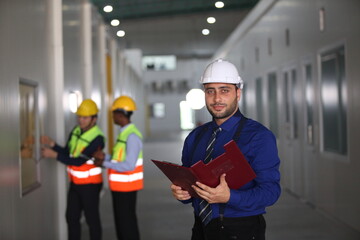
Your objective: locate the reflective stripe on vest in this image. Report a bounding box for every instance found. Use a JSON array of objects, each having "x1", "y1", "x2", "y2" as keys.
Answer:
[
  {"x1": 86, "y1": 159, "x2": 95, "y2": 164},
  {"x1": 109, "y1": 158, "x2": 143, "y2": 182},
  {"x1": 67, "y1": 125, "x2": 104, "y2": 184},
  {"x1": 109, "y1": 124, "x2": 143, "y2": 192},
  {"x1": 68, "y1": 167, "x2": 102, "y2": 178},
  {"x1": 109, "y1": 172, "x2": 143, "y2": 182}
]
